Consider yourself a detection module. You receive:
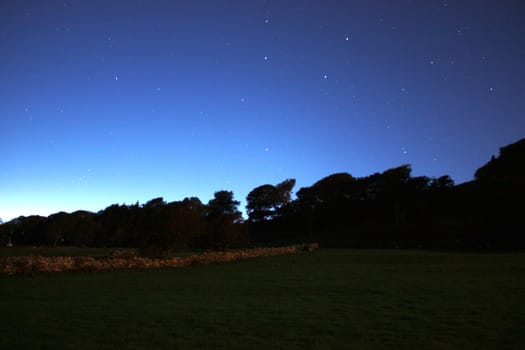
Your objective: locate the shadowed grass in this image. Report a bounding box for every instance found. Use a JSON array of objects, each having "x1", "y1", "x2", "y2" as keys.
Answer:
[{"x1": 1, "y1": 249, "x2": 524, "y2": 349}]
